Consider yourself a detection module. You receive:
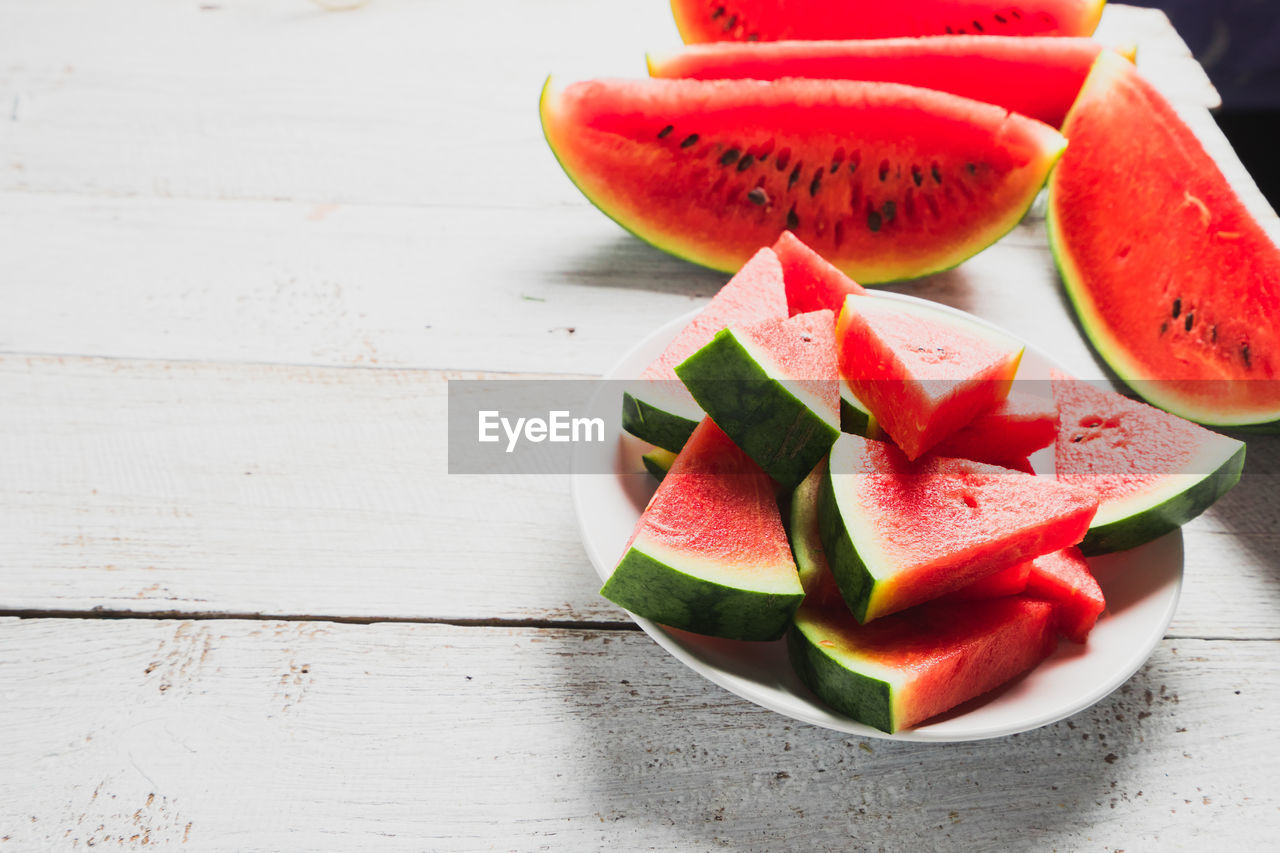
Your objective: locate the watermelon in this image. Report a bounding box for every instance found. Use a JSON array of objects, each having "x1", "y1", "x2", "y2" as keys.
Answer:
[
  {"x1": 837, "y1": 293, "x2": 1024, "y2": 460},
  {"x1": 819, "y1": 434, "x2": 1098, "y2": 623},
  {"x1": 622, "y1": 247, "x2": 786, "y2": 452},
  {"x1": 946, "y1": 559, "x2": 1031, "y2": 600},
  {"x1": 675, "y1": 310, "x2": 841, "y2": 489},
  {"x1": 930, "y1": 392, "x2": 1059, "y2": 467},
  {"x1": 641, "y1": 447, "x2": 678, "y2": 482},
  {"x1": 650, "y1": 36, "x2": 1133, "y2": 128},
  {"x1": 670, "y1": 0, "x2": 1105, "y2": 43},
  {"x1": 1024, "y1": 546, "x2": 1105, "y2": 642},
  {"x1": 540, "y1": 76, "x2": 1066, "y2": 283},
  {"x1": 1047, "y1": 51, "x2": 1280, "y2": 429},
  {"x1": 772, "y1": 230, "x2": 866, "y2": 316},
  {"x1": 601, "y1": 418, "x2": 804, "y2": 640},
  {"x1": 1052, "y1": 374, "x2": 1245, "y2": 555},
  {"x1": 788, "y1": 597, "x2": 1058, "y2": 732}
]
